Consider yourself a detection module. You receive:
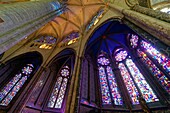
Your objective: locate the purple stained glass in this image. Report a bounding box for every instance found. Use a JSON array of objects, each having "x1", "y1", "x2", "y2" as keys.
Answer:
[
  {"x1": 115, "y1": 50, "x2": 128, "y2": 62},
  {"x1": 98, "y1": 57, "x2": 110, "y2": 65},
  {"x1": 106, "y1": 66, "x2": 123, "y2": 105},
  {"x1": 130, "y1": 34, "x2": 139, "y2": 48},
  {"x1": 141, "y1": 40, "x2": 170, "y2": 74},
  {"x1": 0, "y1": 74, "x2": 21, "y2": 102},
  {"x1": 55, "y1": 78, "x2": 68, "y2": 108},
  {"x1": 48, "y1": 77, "x2": 62, "y2": 108},
  {"x1": 118, "y1": 63, "x2": 139, "y2": 104},
  {"x1": 61, "y1": 68, "x2": 69, "y2": 77},
  {"x1": 0, "y1": 64, "x2": 33, "y2": 106},
  {"x1": 137, "y1": 49, "x2": 170, "y2": 94},
  {"x1": 35, "y1": 36, "x2": 56, "y2": 44},
  {"x1": 98, "y1": 66, "x2": 111, "y2": 104},
  {"x1": 0, "y1": 76, "x2": 27, "y2": 106},
  {"x1": 126, "y1": 59, "x2": 159, "y2": 103},
  {"x1": 62, "y1": 32, "x2": 79, "y2": 43}
]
